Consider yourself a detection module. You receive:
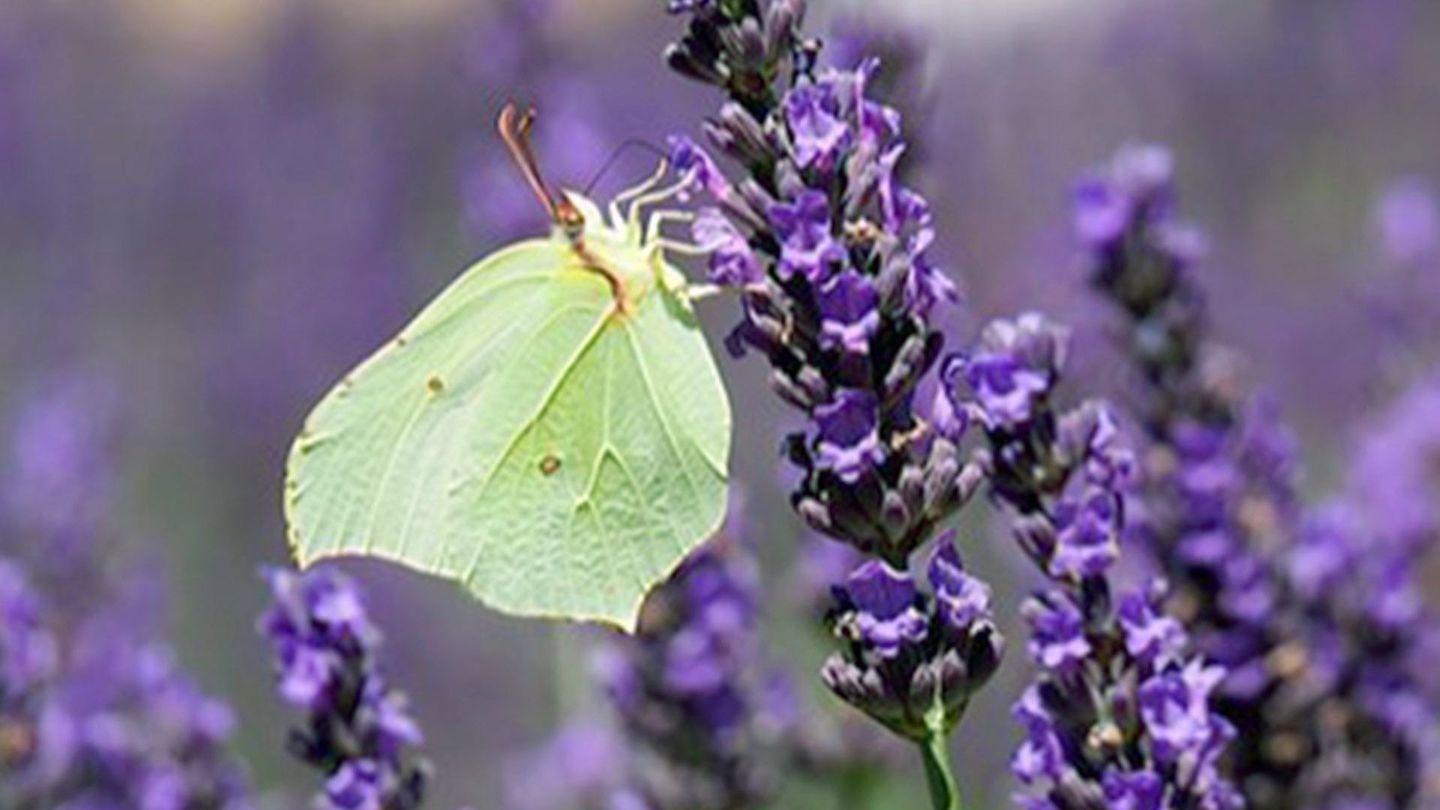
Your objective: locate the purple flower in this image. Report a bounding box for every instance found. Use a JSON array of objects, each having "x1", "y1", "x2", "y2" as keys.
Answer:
[
  {"x1": 312, "y1": 580, "x2": 370, "y2": 641},
  {"x1": 1076, "y1": 144, "x2": 1403, "y2": 809},
  {"x1": 1021, "y1": 595, "x2": 1090, "y2": 671},
  {"x1": 262, "y1": 567, "x2": 382, "y2": 713},
  {"x1": 1138, "y1": 660, "x2": 1228, "y2": 765},
  {"x1": 666, "y1": 0, "x2": 992, "y2": 770},
  {"x1": 928, "y1": 381, "x2": 970, "y2": 442},
  {"x1": 276, "y1": 642, "x2": 335, "y2": 710},
  {"x1": 1174, "y1": 455, "x2": 1239, "y2": 527},
  {"x1": 1289, "y1": 509, "x2": 1352, "y2": 599},
  {"x1": 1347, "y1": 373, "x2": 1440, "y2": 552},
  {"x1": 770, "y1": 191, "x2": 846, "y2": 283},
  {"x1": 1214, "y1": 553, "x2": 1278, "y2": 625},
  {"x1": 878, "y1": 171, "x2": 956, "y2": 316},
  {"x1": 949, "y1": 314, "x2": 1069, "y2": 430},
  {"x1": 851, "y1": 60, "x2": 901, "y2": 151},
  {"x1": 260, "y1": 567, "x2": 428, "y2": 810},
  {"x1": 1067, "y1": 404, "x2": 1137, "y2": 488},
  {"x1": 1101, "y1": 769, "x2": 1164, "y2": 810},
  {"x1": 665, "y1": 9, "x2": 969, "y2": 565},
  {"x1": 1047, "y1": 488, "x2": 1120, "y2": 579},
  {"x1": 322, "y1": 760, "x2": 385, "y2": 810},
  {"x1": 824, "y1": 550, "x2": 1002, "y2": 741},
  {"x1": 0, "y1": 559, "x2": 57, "y2": 691},
  {"x1": 663, "y1": 625, "x2": 729, "y2": 695},
  {"x1": 669, "y1": 134, "x2": 732, "y2": 200},
  {"x1": 666, "y1": 0, "x2": 714, "y2": 14},
  {"x1": 262, "y1": 566, "x2": 377, "y2": 652},
  {"x1": 1375, "y1": 178, "x2": 1438, "y2": 264},
  {"x1": 1010, "y1": 687, "x2": 1064, "y2": 785},
  {"x1": 1072, "y1": 145, "x2": 1178, "y2": 255},
  {"x1": 1110, "y1": 143, "x2": 1175, "y2": 203},
  {"x1": 1072, "y1": 179, "x2": 1130, "y2": 248},
  {"x1": 840, "y1": 560, "x2": 927, "y2": 658},
  {"x1": 367, "y1": 680, "x2": 424, "y2": 755},
  {"x1": 1117, "y1": 582, "x2": 1187, "y2": 668},
  {"x1": 950, "y1": 304, "x2": 1240, "y2": 809},
  {"x1": 903, "y1": 256, "x2": 958, "y2": 320},
  {"x1": 816, "y1": 268, "x2": 880, "y2": 355},
  {"x1": 876, "y1": 144, "x2": 920, "y2": 232},
  {"x1": 926, "y1": 540, "x2": 991, "y2": 632},
  {"x1": 0, "y1": 557, "x2": 251, "y2": 809},
  {"x1": 953, "y1": 353, "x2": 1048, "y2": 429},
  {"x1": 784, "y1": 81, "x2": 850, "y2": 171},
  {"x1": 587, "y1": 520, "x2": 780, "y2": 809},
  {"x1": 503, "y1": 720, "x2": 635, "y2": 810},
  {"x1": 692, "y1": 207, "x2": 763, "y2": 287},
  {"x1": 814, "y1": 389, "x2": 886, "y2": 483}
]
